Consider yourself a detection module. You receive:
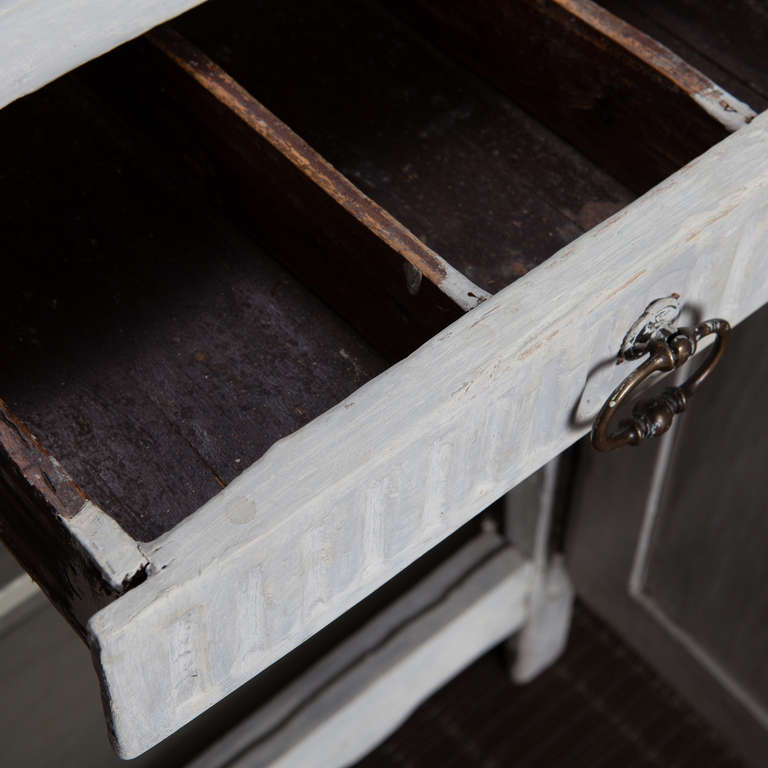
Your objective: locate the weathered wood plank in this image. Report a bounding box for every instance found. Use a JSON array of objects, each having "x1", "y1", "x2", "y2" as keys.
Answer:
[
  {"x1": 89, "y1": 110, "x2": 768, "y2": 758},
  {"x1": 0, "y1": 401, "x2": 147, "y2": 634},
  {"x1": 141, "y1": 27, "x2": 484, "y2": 357},
  {"x1": 396, "y1": 0, "x2": 755, "y2": 192},
  {"x1": 601, "y1": 0, "x2": 768, "y2": 112},
  {"x1": 184, "y1": 534, "x2": 530, "y2": 768},
  {"x1": 0, "y1": 0, "x2": 207, "y2": 110},
  {"x1": 170, "y1": 0, "x2": 633, "y2": 292},
  {"x1": 0, "y1": 71, "x2": 388, "y2": 542}
]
